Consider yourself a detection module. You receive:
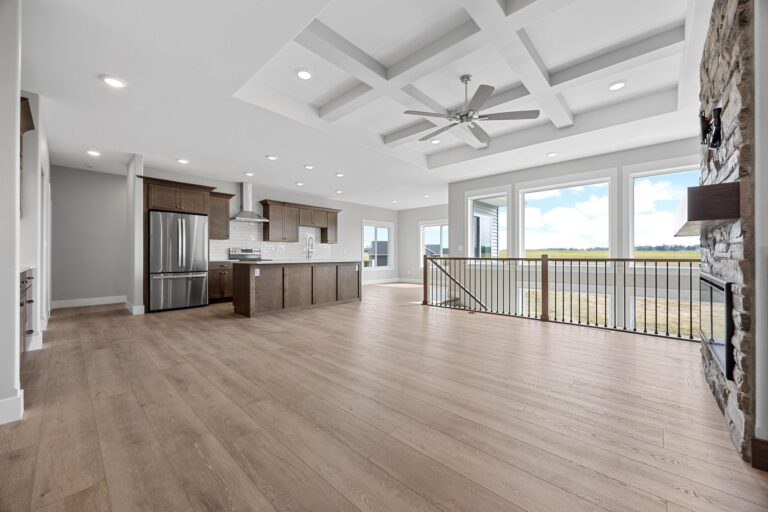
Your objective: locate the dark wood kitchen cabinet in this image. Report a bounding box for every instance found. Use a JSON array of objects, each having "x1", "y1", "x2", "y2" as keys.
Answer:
[
  {"x1": 337, "y1": 262, "x2": 361, "y2": 301},
  {"x1": 262, "y1": 200, "x2": 340, "y2": 244},
  {"x1": 299, "y1": 208, "x2": 328, "y2": 228},
  {"x1": 209, "y1": 261, "x2": 233, "y2": 300},
  {"x1": 209, "y1": 192, "x2": 234, "y2": 240},
  {"x1": 261, "y1": 200, "x2": 299, "y2": 242},
  {"x1": 321, "y1": 212, "x2": 338, "y2": 244},
  {"x1": 143, "y1": 177, "x2": 214, "y2": 214}
]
